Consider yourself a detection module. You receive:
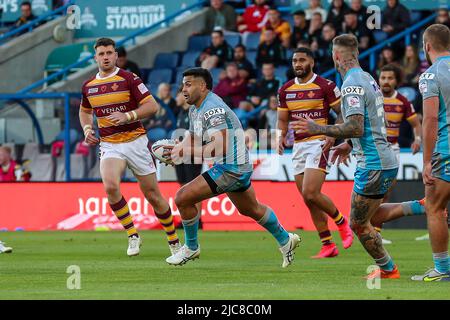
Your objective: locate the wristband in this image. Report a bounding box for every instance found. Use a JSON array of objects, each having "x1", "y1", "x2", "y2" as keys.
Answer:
[
  {"x1": 414, "y1": 136, "x2": 422, "y2": 143},
  {"x1": 131, "y1": 110, "x2": 138, "y2": 121},
  {"x1": 83, "y1": 125, "x2": 92, "y2": 136},
  {"x1": 125, "y1": 112, "x2": 132, "y2": 122}
]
